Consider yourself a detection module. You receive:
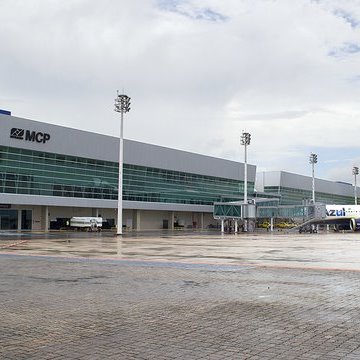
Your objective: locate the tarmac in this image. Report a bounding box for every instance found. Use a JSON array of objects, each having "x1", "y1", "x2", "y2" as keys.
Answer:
[{"x1": 1, "y1": 230, "x2": 360, "y2": 359}]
